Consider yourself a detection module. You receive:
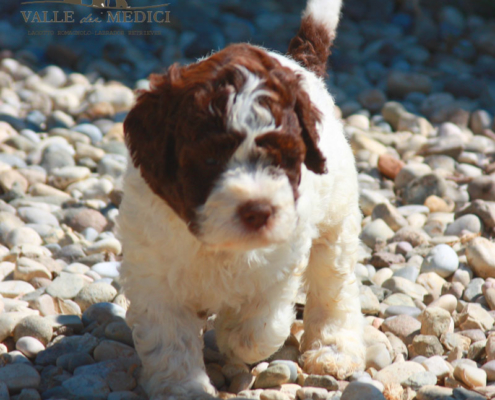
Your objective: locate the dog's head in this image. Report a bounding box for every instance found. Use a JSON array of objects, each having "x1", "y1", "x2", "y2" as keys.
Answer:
[{"x1": 124, "y1": 44, "x2": 327, "y2": 249}]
